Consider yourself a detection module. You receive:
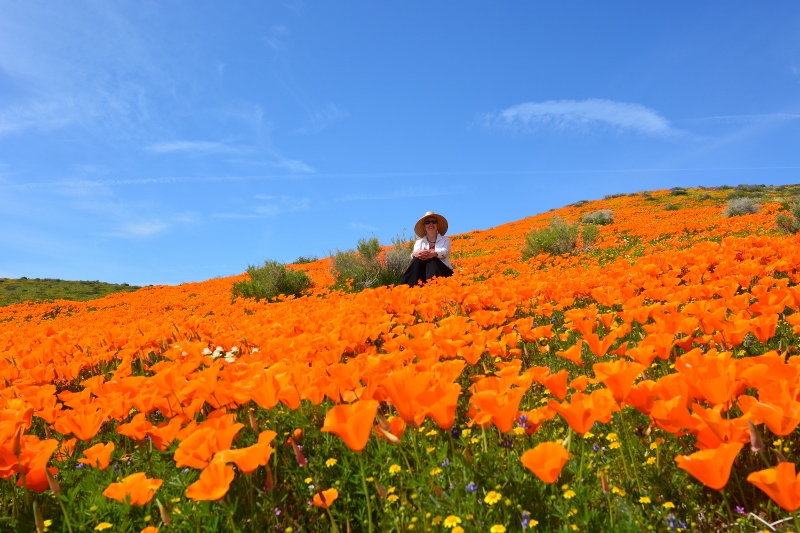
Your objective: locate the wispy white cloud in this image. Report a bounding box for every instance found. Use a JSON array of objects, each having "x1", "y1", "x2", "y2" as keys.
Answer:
[
  {"x1": 335, "y1": 187, "x2": 456, "y2": 203},
  {"x1": 263, "y1": 25, "x2": 290, "y2": 51},
  {"x1": 215, "y1": 195, "x2": 310, "y2": 219},
  {"x1": 98, "y1": 220, "x2": 169, "y2": 239},
  {"x1": 481, "y1": 99, "x2": 682, "y2": 137},
  {"x1": 145, "y1": 140, "x2": 244, "y2": 154},
  {"x1": 273, "y1": 157, "x2": 315, "y2": 173},
  {"x1": 349, "y1": 222, "x2": 377, "y2": 232},
  {"x1": 0, "y1": 99, "x2": 77, "y2": 135},
  {"x1": 294, "y1": 104, "x2": 348, "y2": 134},
  {"x1": 683, "y1": 113, "x2": 800, "y2": 125}
]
